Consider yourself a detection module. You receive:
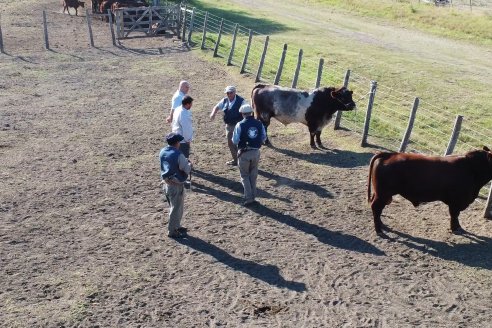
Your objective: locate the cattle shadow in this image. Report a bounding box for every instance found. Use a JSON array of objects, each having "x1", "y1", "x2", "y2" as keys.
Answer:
[
  {"x1": 193, "y1": 169, "x2": 291, "y2": 203},
  {"x1": 248, "y1": 203, "x2": 385, "y2": 256},
  {"x1": 192, "y1": 180, "x2": 384, "y2": 256},
  {"x1": 187, "y1": 0, "x2": 294, "y2": 35},
  {"x1": 269, "y1": 144, "x2": 374, "y2": 168},
  {"x1": 258, "y1": 169, "x2": 333, "y2": 198},
  {"x1": 387, "y1": 228, "x2": 492, "y2": 270},
  {"x1": 176, "y1": 235, "x2": 306, "y2": 291}
]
